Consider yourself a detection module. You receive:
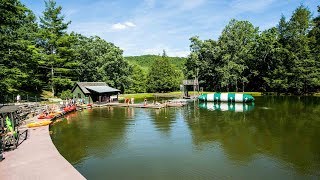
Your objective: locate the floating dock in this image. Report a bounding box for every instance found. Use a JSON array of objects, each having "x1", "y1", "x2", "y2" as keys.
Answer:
[{"x1": 93, "y1": 102, "x2": 187, "y2": 109}]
